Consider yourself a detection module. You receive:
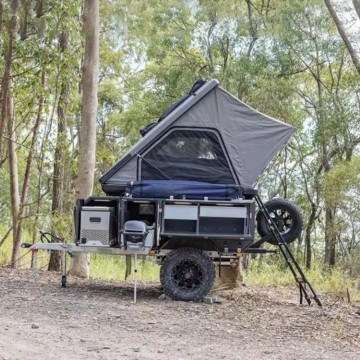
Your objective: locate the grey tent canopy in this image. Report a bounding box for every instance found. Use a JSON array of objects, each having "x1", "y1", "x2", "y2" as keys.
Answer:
[{"x1": 100, "y1": 79, "x2": 295, "y2": 195}]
